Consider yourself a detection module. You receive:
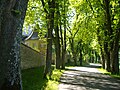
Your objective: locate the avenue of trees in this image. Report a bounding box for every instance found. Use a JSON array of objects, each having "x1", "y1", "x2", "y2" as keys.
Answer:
[{"x1": 0, "y1": 0, "x2": 120, "y2": 89}]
